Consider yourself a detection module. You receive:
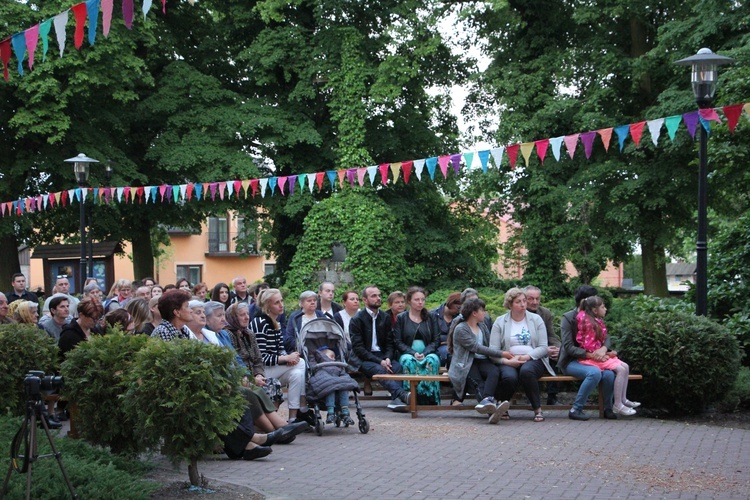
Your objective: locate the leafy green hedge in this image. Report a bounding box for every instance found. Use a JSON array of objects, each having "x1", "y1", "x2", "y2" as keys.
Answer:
[
  {"x1": 0, "y1": 415, "x2": 157, "y2": 499},
  {"x1": 614, "y1": 311, "x2": 741, "y2": 415},
  {"x1": 0, "y1": 324, "x2": 59, "y2": 416}
]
